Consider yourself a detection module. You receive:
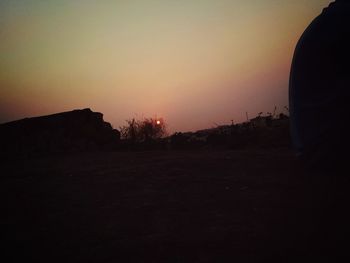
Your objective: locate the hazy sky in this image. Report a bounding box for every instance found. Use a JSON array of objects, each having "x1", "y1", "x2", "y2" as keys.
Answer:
[{"x1": 0, "y1": 0, "x2": 331, "y2": 132}]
